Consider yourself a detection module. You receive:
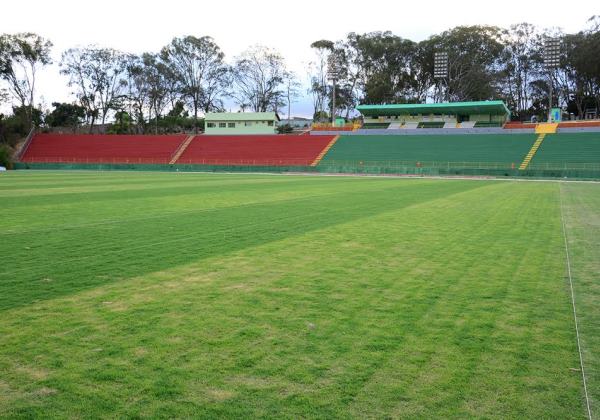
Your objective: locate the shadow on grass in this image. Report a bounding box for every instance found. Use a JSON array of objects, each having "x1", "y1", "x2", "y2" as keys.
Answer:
[{"x1": 1, "y1": 180, "x2": 488, "y2": 311}]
